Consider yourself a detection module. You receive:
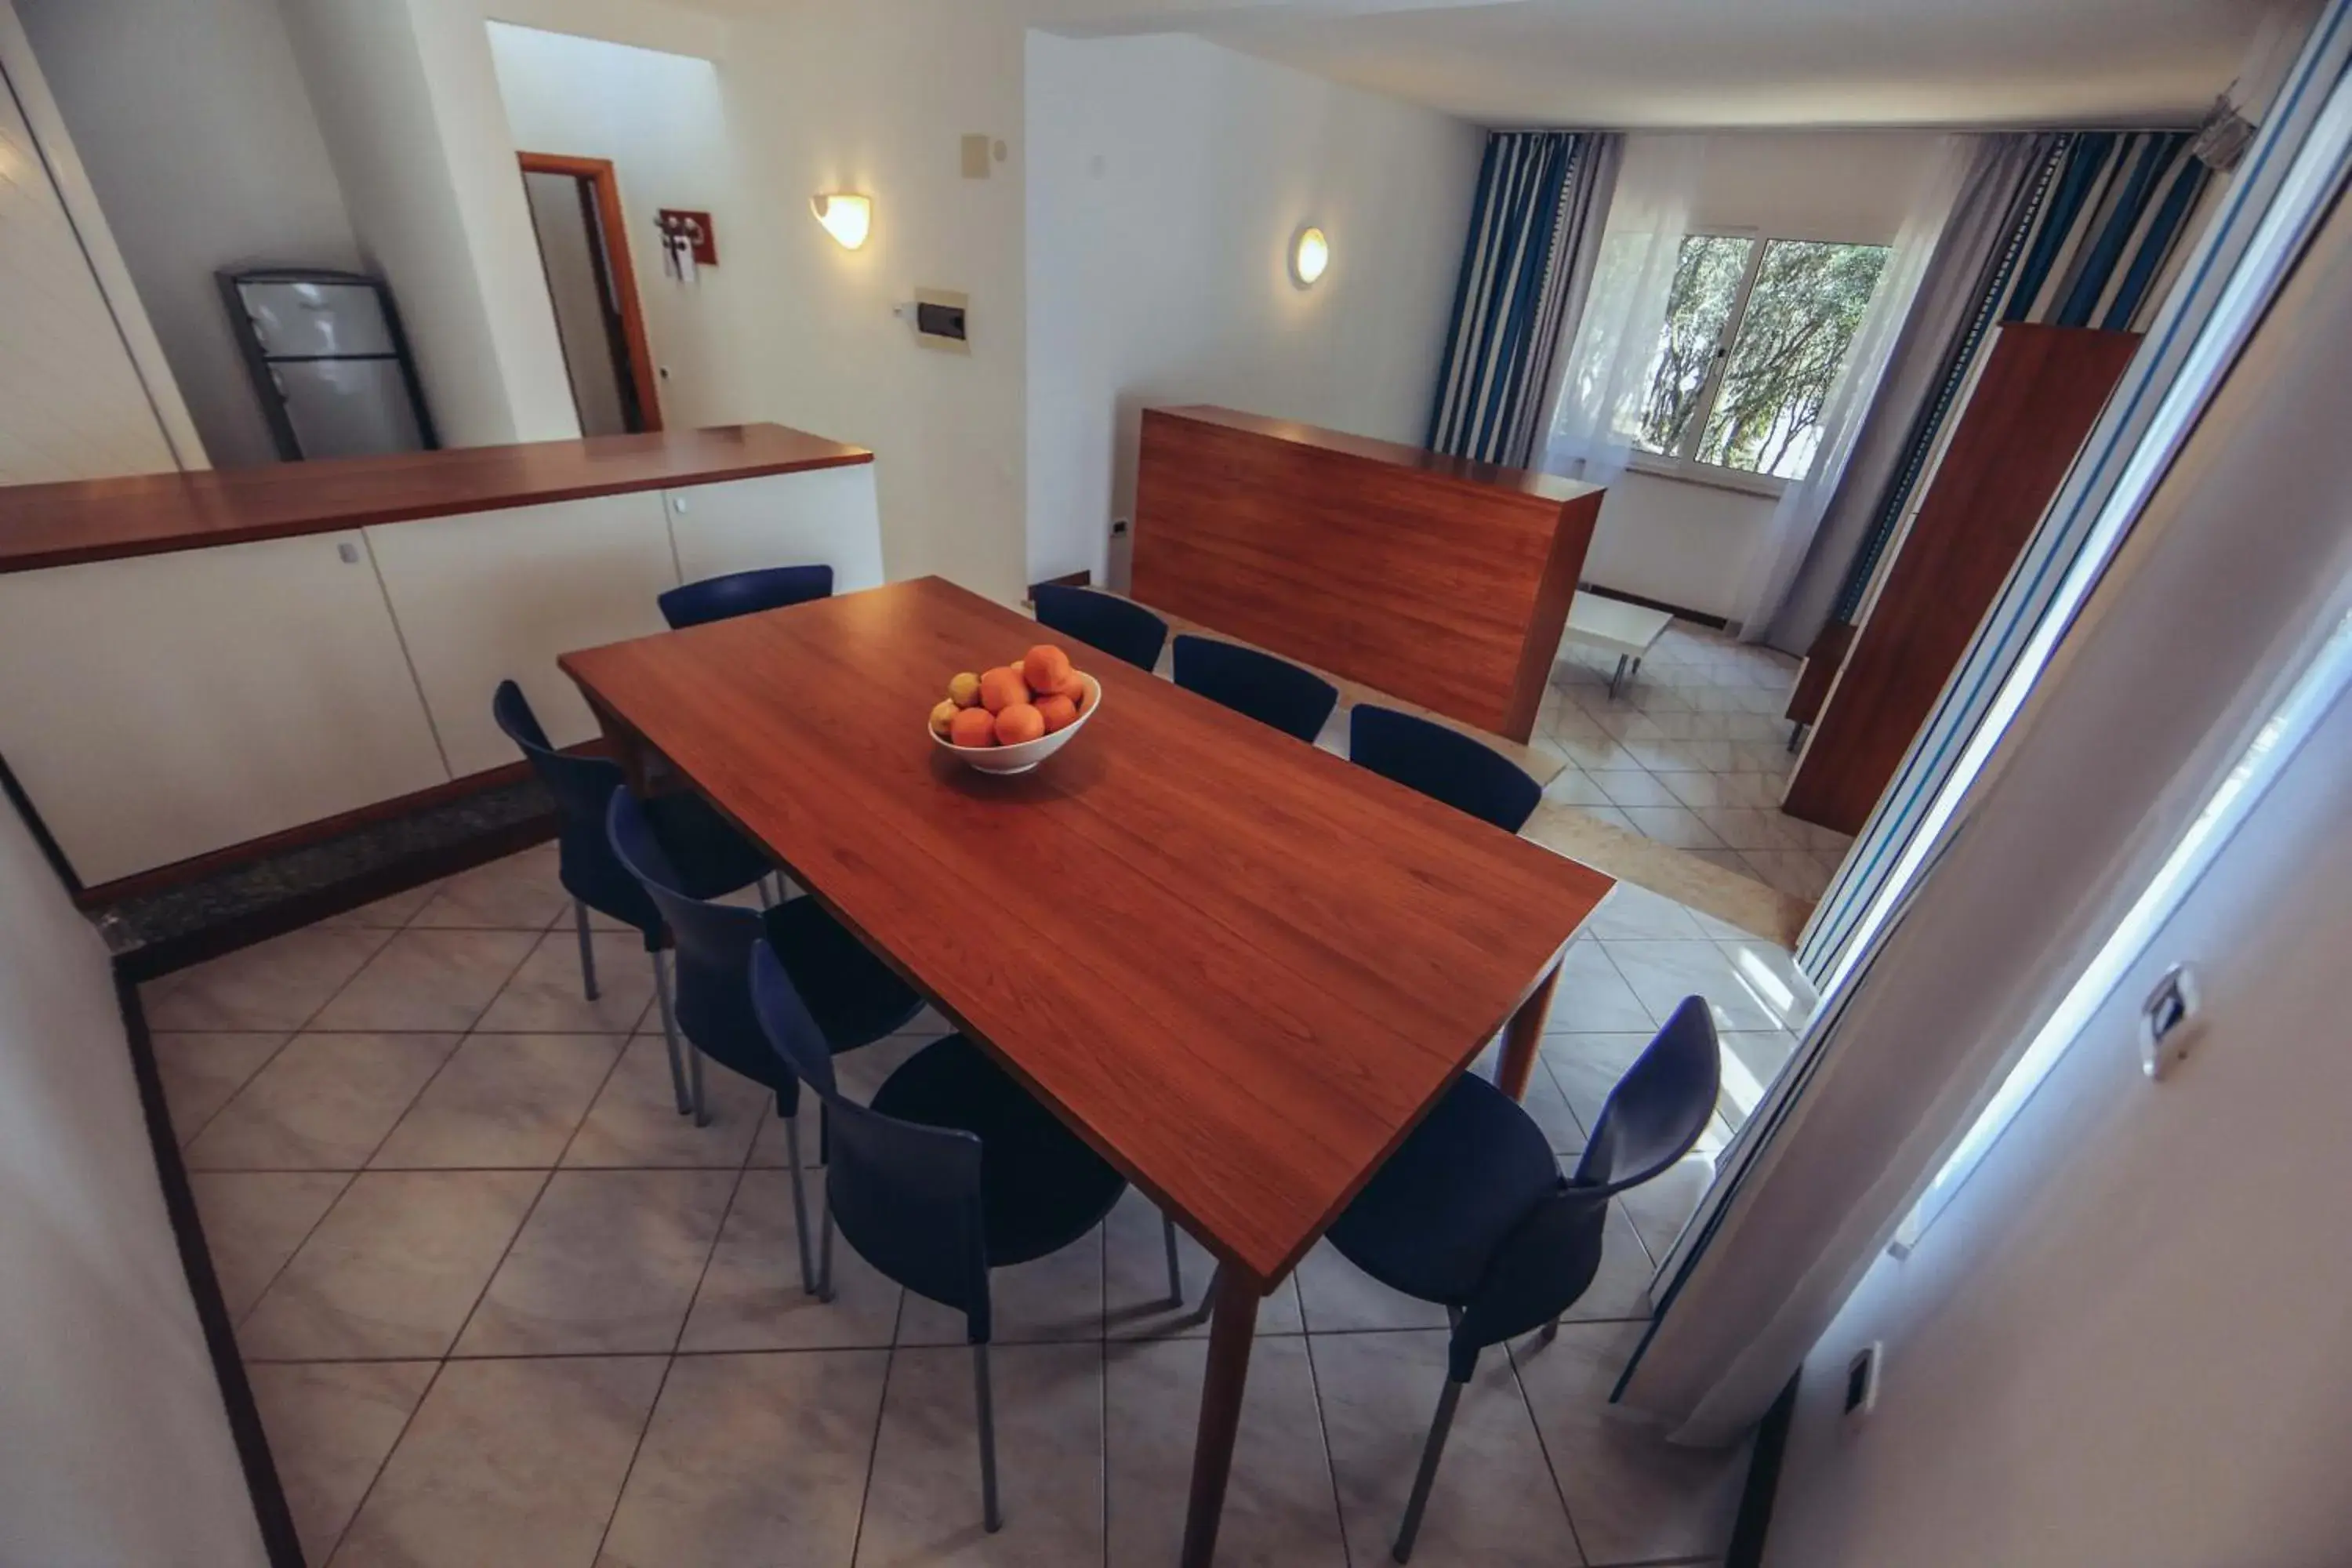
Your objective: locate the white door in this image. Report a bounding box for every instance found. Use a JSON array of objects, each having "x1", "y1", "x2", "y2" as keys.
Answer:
[
  {"x1": 365, "y1": 492, "x2": 680, "y2": 778},
  {"x1": 0, "y1": 532, "x2": 450, "y2": 885},
  {"x1": 666, "y1": 466, "x2": 885, "y2": 595}
]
